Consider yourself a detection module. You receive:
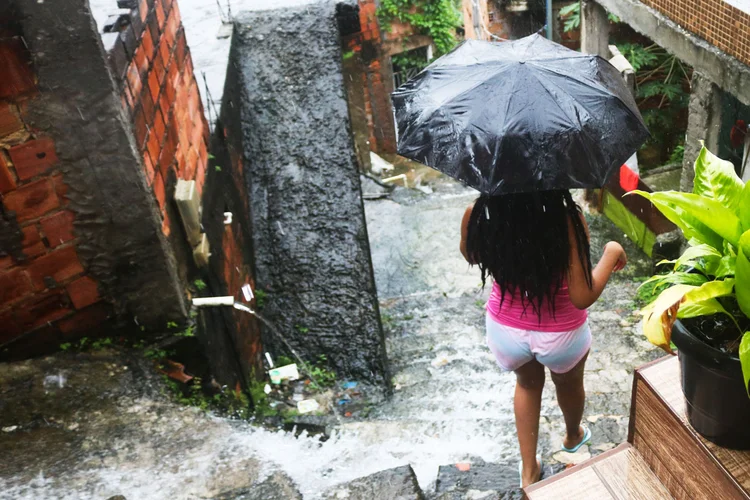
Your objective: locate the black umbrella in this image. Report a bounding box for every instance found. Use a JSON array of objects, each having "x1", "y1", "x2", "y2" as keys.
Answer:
[{"x1": 391, "y1": 34, "x2": 650, "y2": 195}]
